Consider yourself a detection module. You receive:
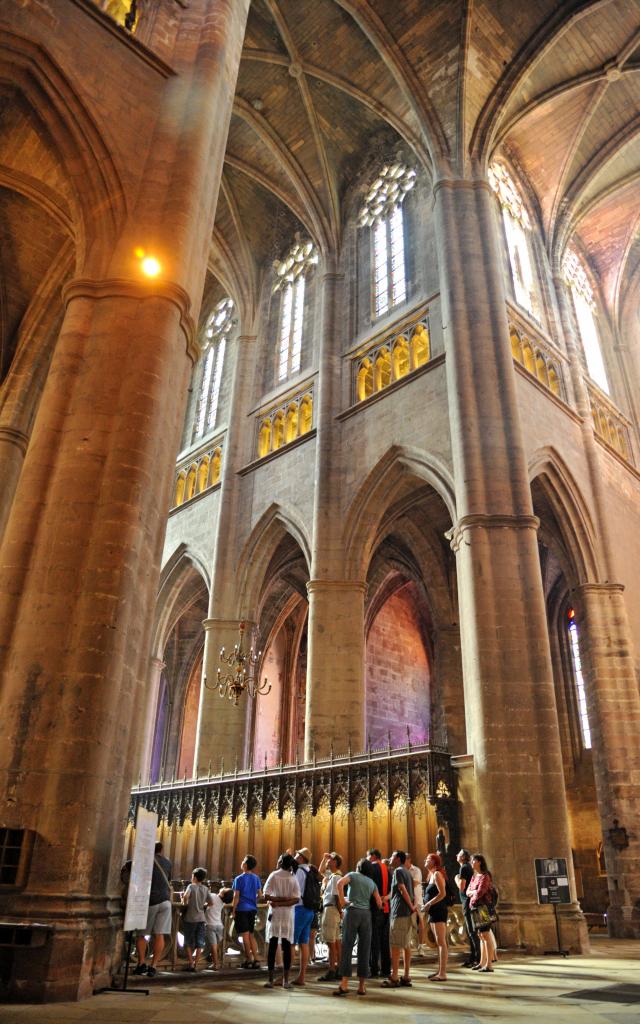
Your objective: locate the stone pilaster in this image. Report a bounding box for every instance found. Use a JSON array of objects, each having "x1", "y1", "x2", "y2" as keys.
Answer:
[
  {"x1": 137, "y1": 657, "x2": 165, "y2": 784},
  {"x1": 195, "y1": 618, "x2": 252, "y2": 774},
  {"x1": 434, "y1": 178, "x2": 587, "y2": 953},
  {"x1": 192, "y1": 334, "x2": 258, "y2": 775},
  {"x1": 574, "y1": 583, "x2": 640, "y2": 937},
  {"x1": 304, "y1": 580, "x2": 366, "y2": 759}
]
